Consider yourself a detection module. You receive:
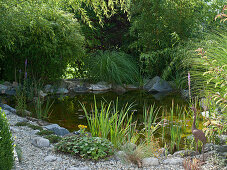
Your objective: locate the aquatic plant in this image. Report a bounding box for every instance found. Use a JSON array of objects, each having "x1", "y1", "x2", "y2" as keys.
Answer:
[
  {"x1": 80, "y1": 98, "x2": 134, "y2": 148},
  {"x1": 142, "y1": 104, "x2": 161, "y2": 143},
  {"x1": 34, "y1": 97, "x2": 54, "y2": 120}
]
